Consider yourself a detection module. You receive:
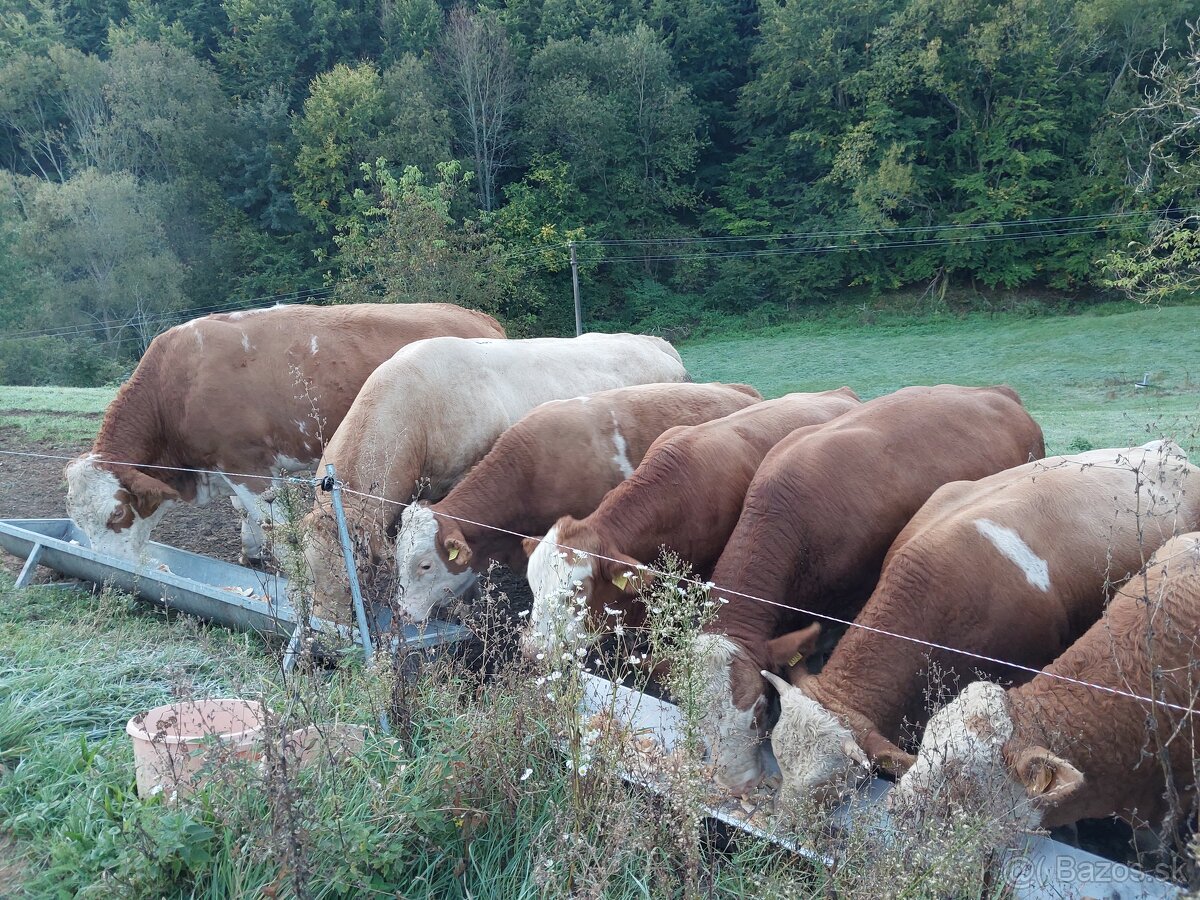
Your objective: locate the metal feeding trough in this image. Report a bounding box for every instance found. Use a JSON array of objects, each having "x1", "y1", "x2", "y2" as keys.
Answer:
[
  {"x1": 0, "y1": 517, "x2": 471, "y2": 653},
  {"x1": 580, "y1": 673, "x2": 1182, "y2": 900}
]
